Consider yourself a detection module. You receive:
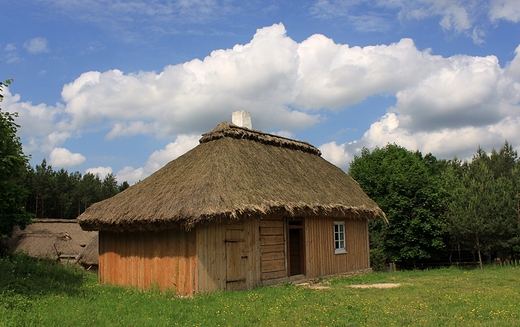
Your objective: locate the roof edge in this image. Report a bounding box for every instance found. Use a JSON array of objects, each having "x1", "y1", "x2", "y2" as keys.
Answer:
[
  {"x1": 200, "y1": 122, "x2": 322, "y2": 156},
  {"x1": 79, "y1": 204, "x2": 385, "y2": 233}
]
